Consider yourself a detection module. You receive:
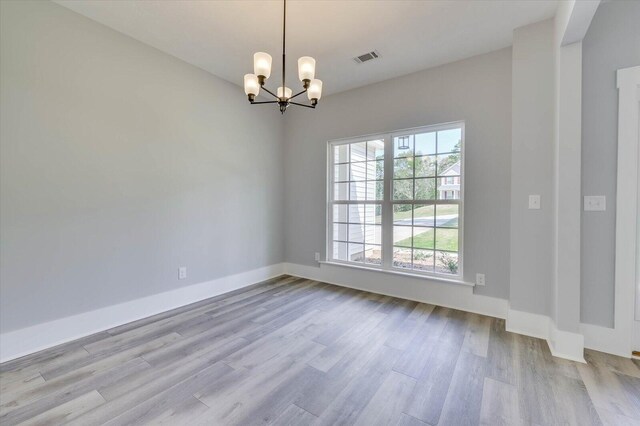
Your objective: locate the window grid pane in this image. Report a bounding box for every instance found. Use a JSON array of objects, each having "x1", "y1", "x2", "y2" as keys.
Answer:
[
  {"x1": 330, "y1": 124, "x2": 462, "y2": 276},
  {"x1": 331, "y1": 139, "x2": 386, "y2": 264}
]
